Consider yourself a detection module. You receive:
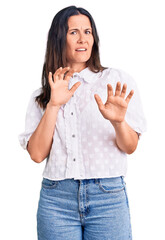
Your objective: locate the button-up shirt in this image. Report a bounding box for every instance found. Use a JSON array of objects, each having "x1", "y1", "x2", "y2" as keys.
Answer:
[{"x1": 19, "y1": 67, "x2": 146, "y2": 180}]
